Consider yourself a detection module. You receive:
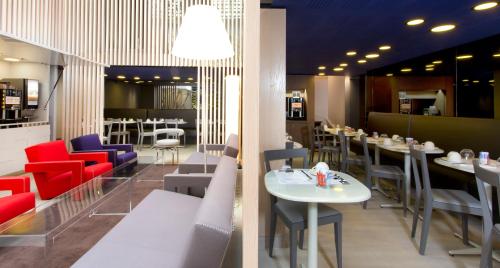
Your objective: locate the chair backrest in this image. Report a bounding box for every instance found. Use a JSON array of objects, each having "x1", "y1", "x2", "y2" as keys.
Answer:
[
  {"x1": 181, "y1": 156, "x2": 237, "y2": 268},
  {"x1": 263, "y1": 148, "x2": 309, "y2": 172},
  {"x1": 71, "y1": 134, "x2": 104, "y2": 151},
  {"x1": 410, "y1": 146, "x2": 432, "y2": 201},
  {"x1": 111, "y1": 118, "x2": 122, "y2": 133},
  {"x1": 223, "y1": 134, "x2": 239, "y2": 158},
  {"x1": 136, "y1": 119, "x2": 144, "y2": 134},
  {"x1": 25, "y1": 140, "x2": 70, "y2": 162},
  {"x1": 473, "y1": 160, "x2": 500, "y2": 231},
  {"x1": 360, "y1": 134, "x2": 372, "y2": 172},
  {"x1": 338, "y1": 129, "x2": 348, "y2": 157}
]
